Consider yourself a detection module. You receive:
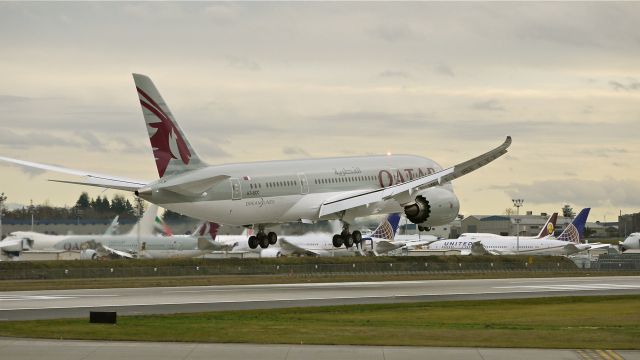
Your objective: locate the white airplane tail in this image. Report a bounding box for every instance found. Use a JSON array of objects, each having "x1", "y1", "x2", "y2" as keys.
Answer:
[
  {"x1": 133, "y1": 74, "x2": 208, "y2": 178},
  {"x1": 127, "y1": 204, "x2": 159, "y2": 237}
]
